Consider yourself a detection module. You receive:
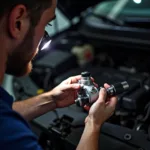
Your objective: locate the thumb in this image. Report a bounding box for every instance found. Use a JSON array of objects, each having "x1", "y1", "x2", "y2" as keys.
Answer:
[
  {"x1": 97, "y1": 88, "x2": 107, "y2": 103},
  {"x1": 62, "y1": 84, "x2": 81, "y2": 91},
  {"x1": 106, "y1": 97, "x2": 118, "y2": 110}
]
